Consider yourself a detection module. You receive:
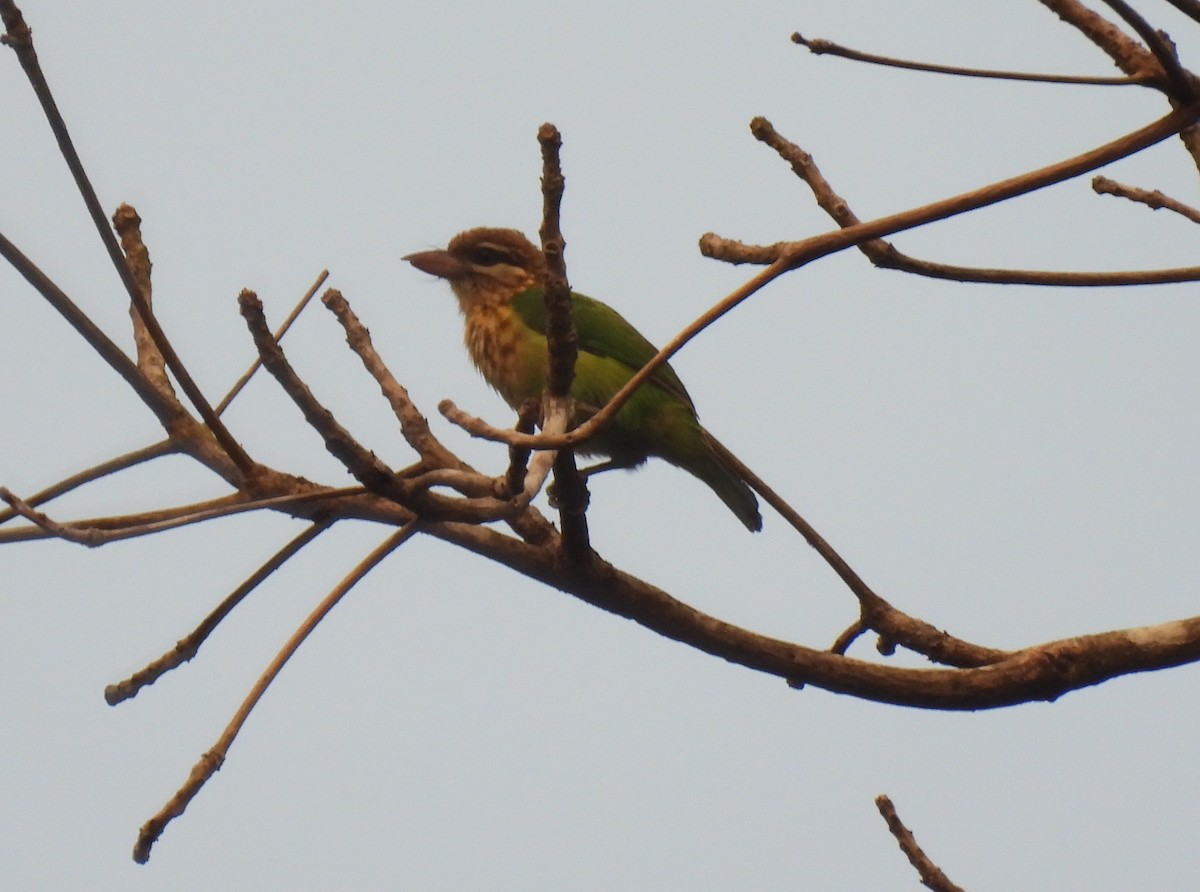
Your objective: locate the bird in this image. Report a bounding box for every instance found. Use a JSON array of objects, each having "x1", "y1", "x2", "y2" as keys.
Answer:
[{"x1": 403, "y1": 227, "x2": 762, "y2": 531}]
